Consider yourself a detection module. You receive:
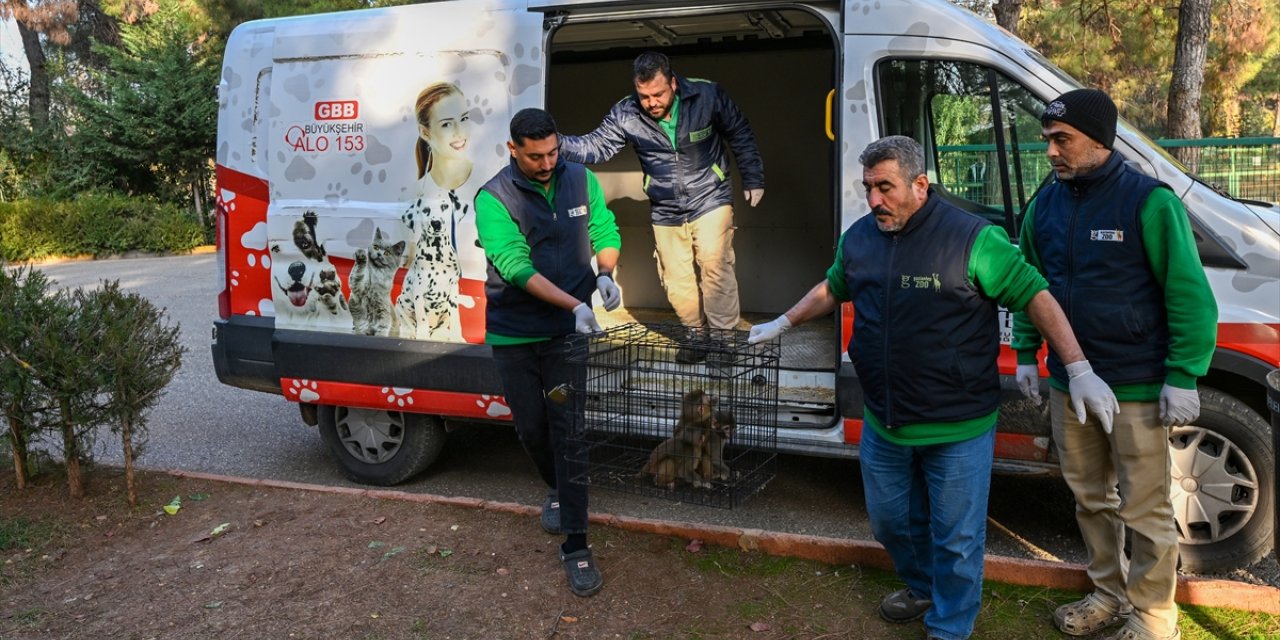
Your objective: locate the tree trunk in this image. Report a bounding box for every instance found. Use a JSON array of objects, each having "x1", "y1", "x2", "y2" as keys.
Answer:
[
  {"x1": 1167, "y1": 0, "x2": 1211, "y2": 170},
  {"x1": 8, "y1": 413, "x2": 28, "y2": 490},
  {"x1": 122, "y1": 416, "x2": 137, "y2": 506},
  {"x1": 992, "y1": 0, "x2": 1023, "y2": 36},
  {"x1": 59, "y1": 398, "x2": 84, "y2": 498},
  {"x1": 15, "y1": 18, "x2": 50, "y2": 131},
  {"x1": 1273, "y1": 96, "x2": 1280, "y2": 138}
]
